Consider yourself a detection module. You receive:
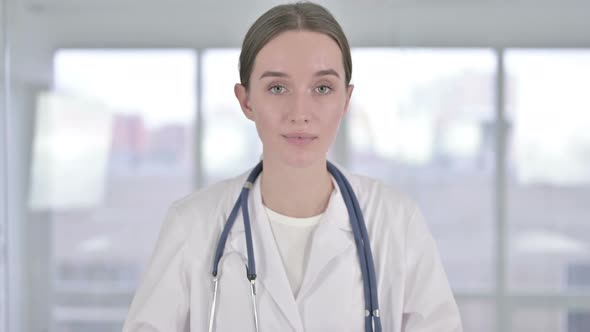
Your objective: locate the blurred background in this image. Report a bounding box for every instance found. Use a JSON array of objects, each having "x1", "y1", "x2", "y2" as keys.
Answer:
[{"x1": 1, "y1": 0, "x2": 590, "y2": 331}]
